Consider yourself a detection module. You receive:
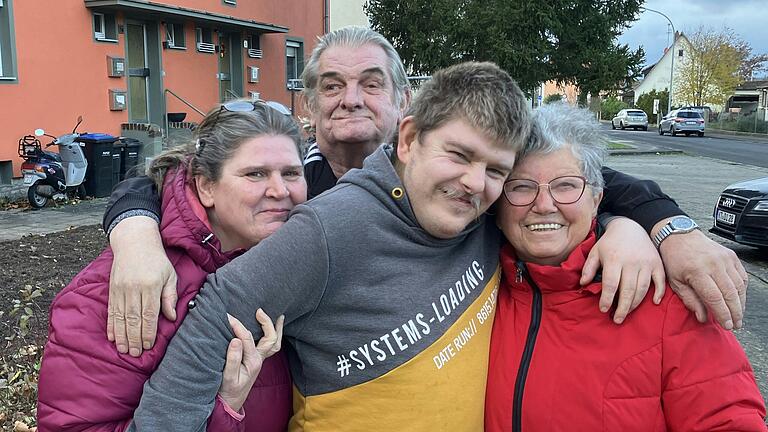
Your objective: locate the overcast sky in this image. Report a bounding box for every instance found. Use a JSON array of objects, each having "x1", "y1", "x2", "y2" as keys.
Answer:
[{"x1": 618, "y1": 0, "x2": 768, "y2": 71}]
